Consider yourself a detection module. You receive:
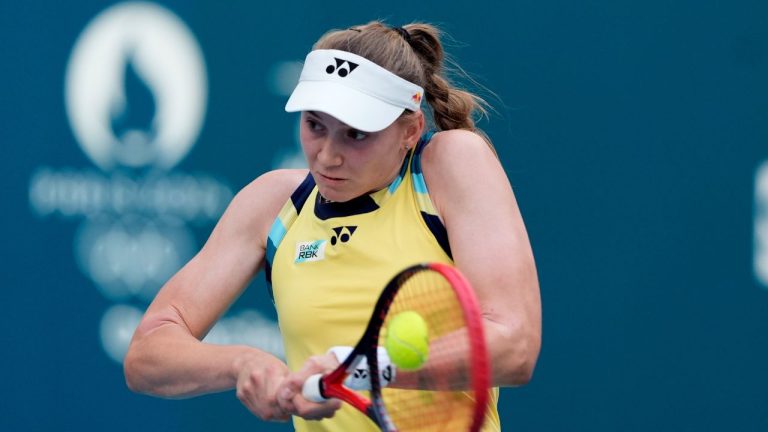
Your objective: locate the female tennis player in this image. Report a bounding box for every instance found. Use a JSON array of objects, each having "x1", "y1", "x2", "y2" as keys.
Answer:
[{"x1": 124, "y1": 21, "x2": 541, "y2": 431}]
